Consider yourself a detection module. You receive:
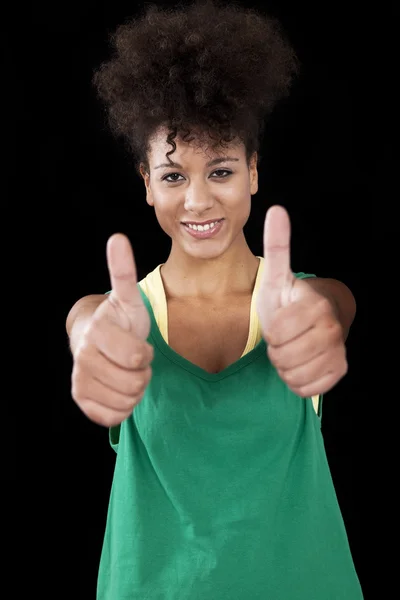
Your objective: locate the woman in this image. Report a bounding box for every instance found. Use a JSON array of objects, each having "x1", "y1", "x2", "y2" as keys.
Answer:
[{"x1": 66, "y1": 1, "x2": 363, "y2": 597}]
